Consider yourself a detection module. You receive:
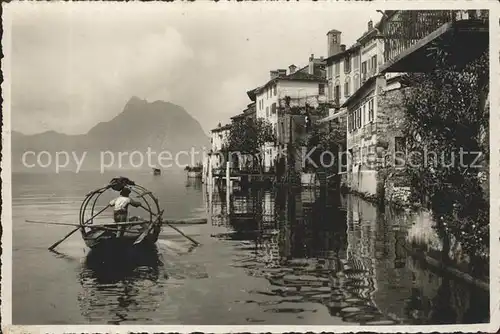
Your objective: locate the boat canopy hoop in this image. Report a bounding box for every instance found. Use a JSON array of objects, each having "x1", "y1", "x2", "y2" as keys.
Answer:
[{"x1": 79, "y1": 177, "x2": 161, "y2": 226}]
